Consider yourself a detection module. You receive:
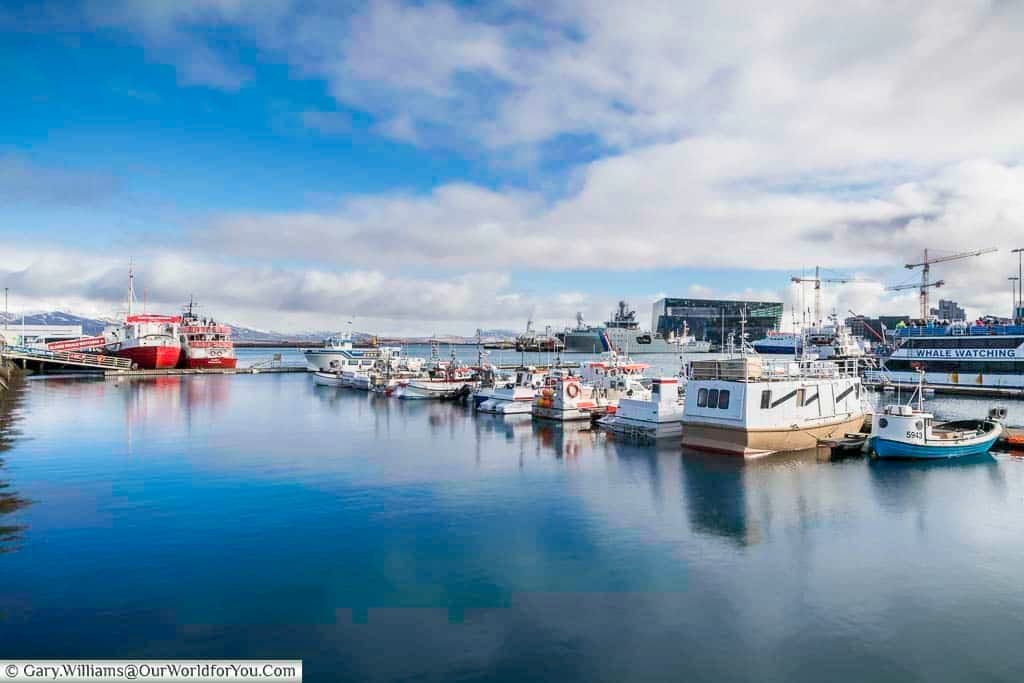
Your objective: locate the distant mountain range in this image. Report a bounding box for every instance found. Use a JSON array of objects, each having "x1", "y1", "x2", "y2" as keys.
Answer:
[{"x1": 0, "y1": 312, "x2": 520, "y2": 343}]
